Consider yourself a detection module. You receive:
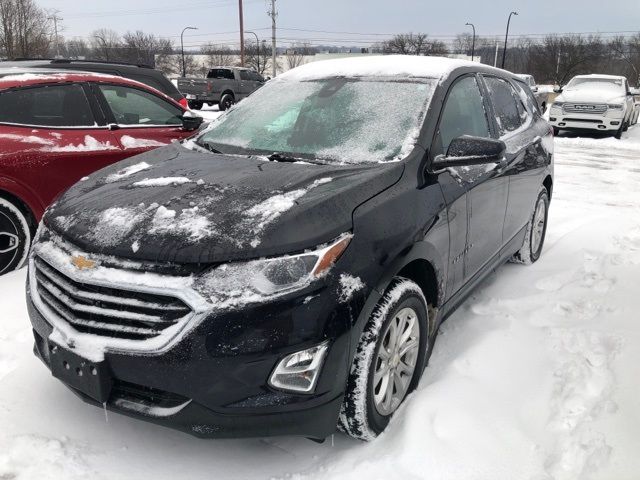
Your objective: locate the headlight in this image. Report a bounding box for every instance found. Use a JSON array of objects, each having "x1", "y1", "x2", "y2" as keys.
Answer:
[
  {"x1": 194, "y1": 233, "x2": 352, "y2": 308},
  {"x1": 607, "y1": 104, "x2": 623, "y2": 110}
]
